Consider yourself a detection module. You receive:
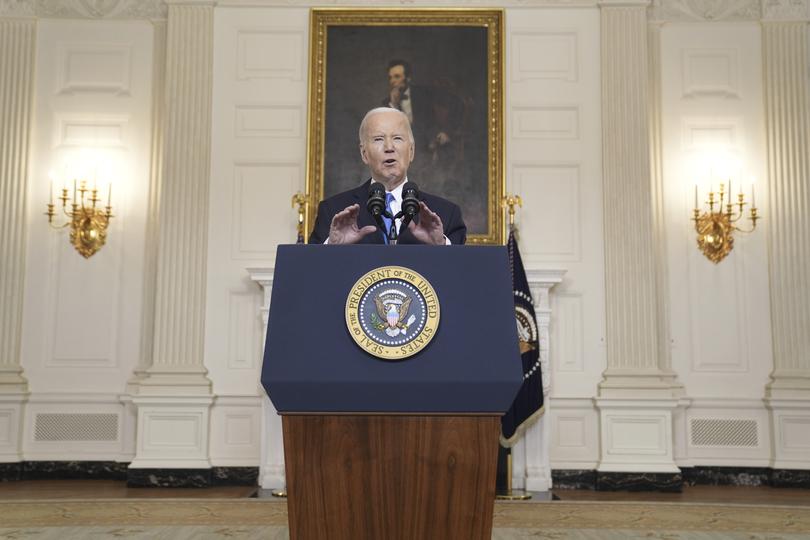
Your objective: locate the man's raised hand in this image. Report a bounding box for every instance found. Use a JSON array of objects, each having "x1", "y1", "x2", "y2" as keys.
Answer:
[
  {"x1": 328, "y1": 204, "x2": 377, "y2": 244},
  {"x1": 408, "y1": 201, "x2": 446, "y2": 245}
]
